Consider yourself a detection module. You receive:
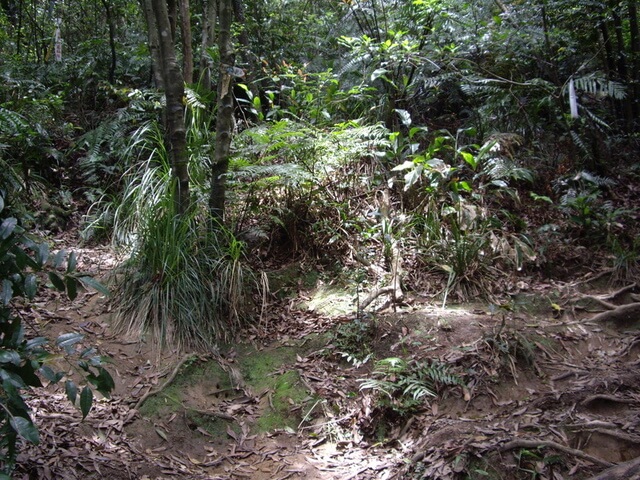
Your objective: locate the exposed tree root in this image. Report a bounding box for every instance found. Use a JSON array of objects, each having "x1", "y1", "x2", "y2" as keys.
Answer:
[
  {"x1": 575, "y1": 284, "x2": 639, "y2": 311},
  {"x1": 134, "y1": 353, "x2": 197, "y2": 410},
  {"x1": 590, "y1": 302, "x2": 640, "y2": 324},
  {"x1": 499, "y1": 439, "x2": 613, "y2": 468},
  {"x1": 581, "y1": 394, "x2": 635, "y2": 407},
  {"x1": 585, "y1": 455, "x2": 640, "y2": 480}
]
